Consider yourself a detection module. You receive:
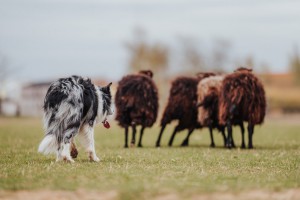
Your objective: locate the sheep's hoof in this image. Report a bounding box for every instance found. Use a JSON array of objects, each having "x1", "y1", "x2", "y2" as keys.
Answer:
[
  {"x1": 241, "y1": 144, "x2": 246, "y2": 149},
  {"x1": 137, "y1": 144, "x2": 143, "y2": 148},
  {"x1": 181, "y1": 141, "x2": 189, "y2": 147},
  {"x1": 226, "y1": 143, "x2": 232, "y2": 149},
  {"x1": 210, "y1": 143, "x2": 216, "y2": 148},
  {"x1": 248, "y1": 145, "x2": 254, "y2": 149},
  {"x1": 124, "y1": 145, "x2": 128, "y2": 148},
  {"x1": 156, "y1": 143, "x2": 160, "y2": 148}
]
